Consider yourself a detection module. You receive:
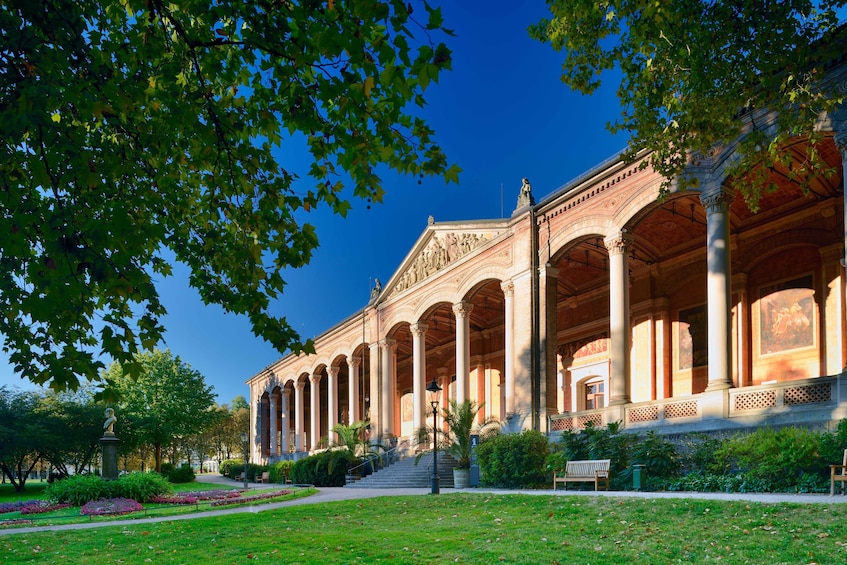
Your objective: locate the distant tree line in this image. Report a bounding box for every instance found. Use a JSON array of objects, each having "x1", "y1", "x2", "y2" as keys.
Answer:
[{"x1": 0, "y1": 349, "x2": 248, "y2": 492}]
